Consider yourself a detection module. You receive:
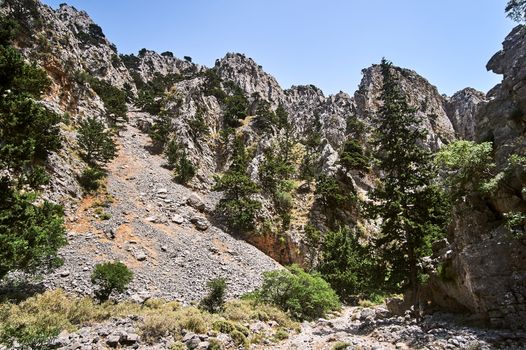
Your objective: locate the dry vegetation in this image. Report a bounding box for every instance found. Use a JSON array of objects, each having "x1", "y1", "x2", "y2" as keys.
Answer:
[{"x1": 0, "y1": 289, "x2": 299, "y2": 348}]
